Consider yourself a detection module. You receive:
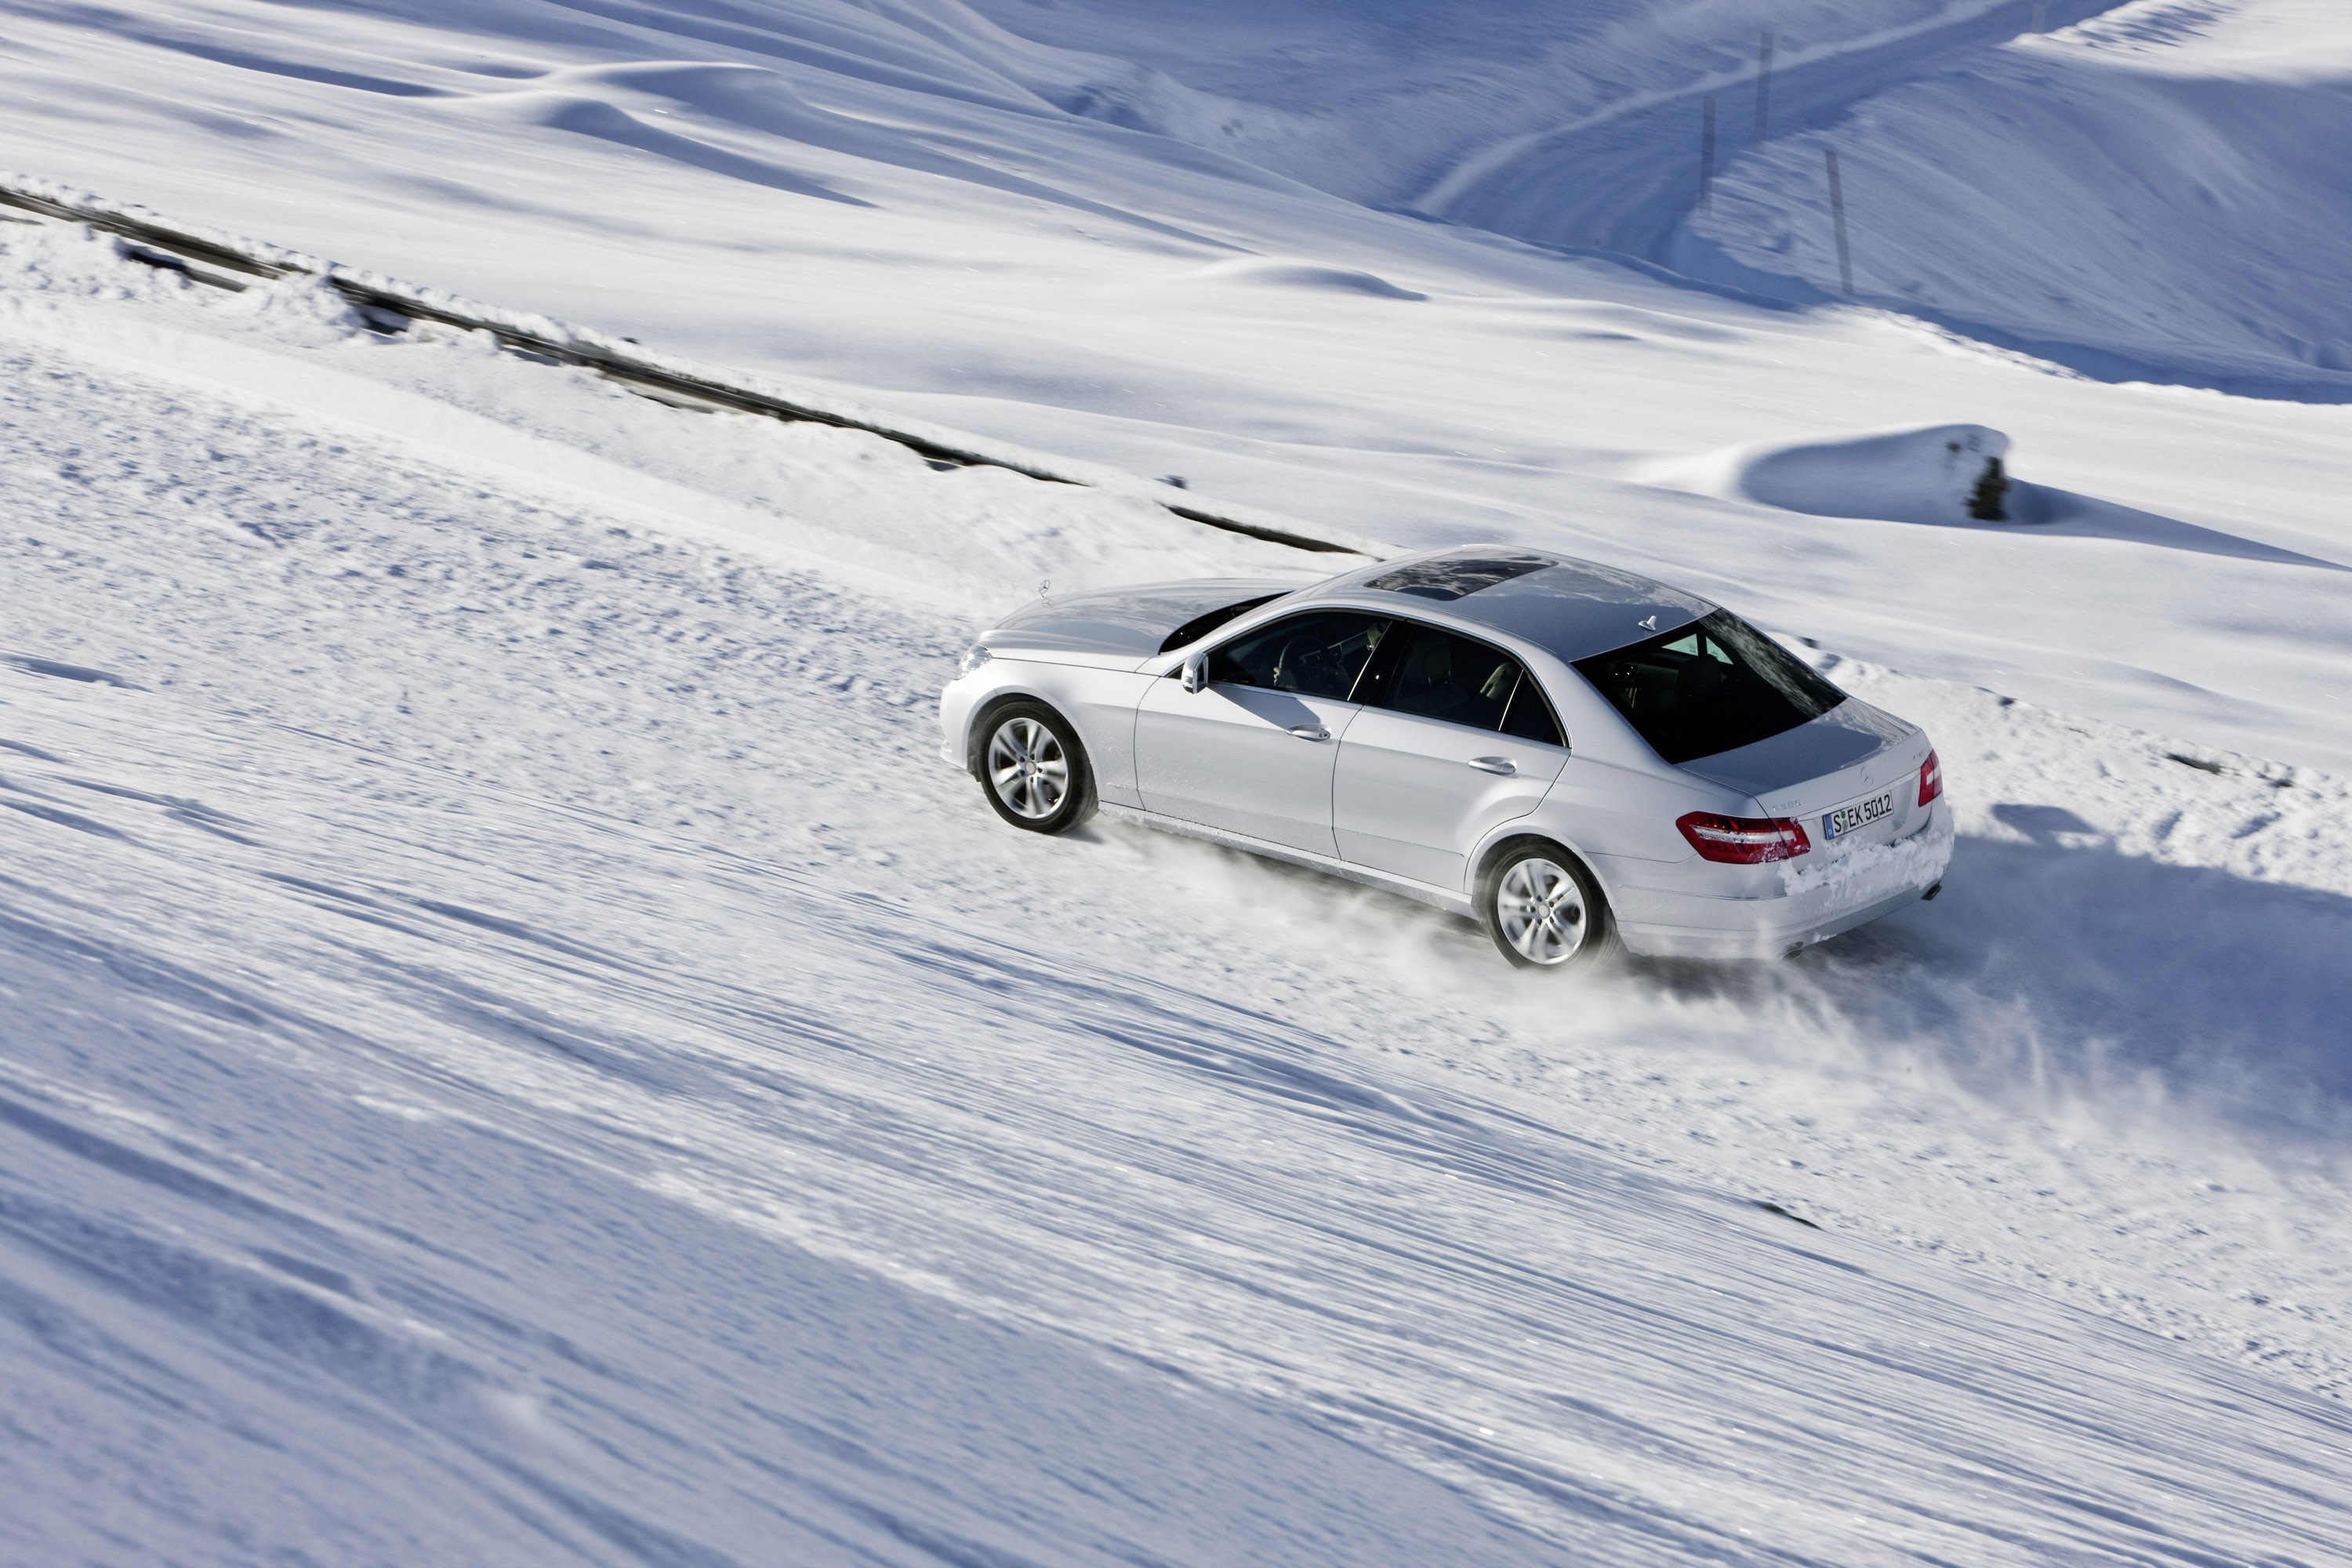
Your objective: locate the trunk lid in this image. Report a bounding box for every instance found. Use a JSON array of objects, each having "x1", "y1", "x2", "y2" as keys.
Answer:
[{"x1": 1682, "y1": 697, "x2": 1929, "y2": 856}]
